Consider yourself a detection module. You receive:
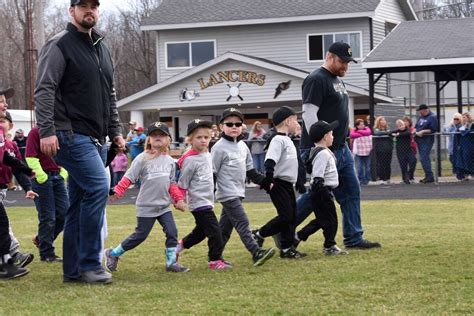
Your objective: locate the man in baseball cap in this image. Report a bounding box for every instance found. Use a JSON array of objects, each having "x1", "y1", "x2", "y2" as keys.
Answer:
[{"x1": 328, "y1": 42, "x2": 357, "y2": 64}]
